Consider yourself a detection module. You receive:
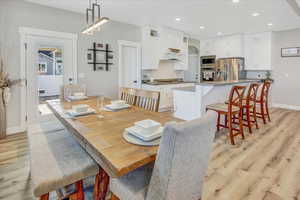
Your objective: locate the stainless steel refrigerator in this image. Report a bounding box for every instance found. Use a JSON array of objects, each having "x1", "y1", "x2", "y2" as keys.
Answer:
[{"x1": 215, "y1": 57, "x2": 246, "y2": 81}]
